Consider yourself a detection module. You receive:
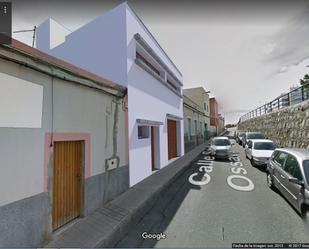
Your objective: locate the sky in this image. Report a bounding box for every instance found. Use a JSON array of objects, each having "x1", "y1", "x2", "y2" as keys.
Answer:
[{"x1": 10, "y1": 0, "x2": 309, "y2": 124}]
